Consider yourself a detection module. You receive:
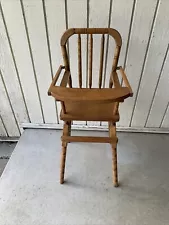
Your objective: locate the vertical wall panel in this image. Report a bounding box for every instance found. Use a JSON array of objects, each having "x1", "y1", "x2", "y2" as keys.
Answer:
[
  {"x1": 44, "y1": 0, "x2": 66, "y2": 124},
  {"x1": 0, "y1": 115, "x2": 7, "y2": 137},
  {"x1": 22, "y1": 0, "x2": 56, "y2": 123},
  {"x1": 0, "y1": 8, "x2": 29, "y2": 126},
  {"x1": 67, "y1": 0, "x2": 87, "y2": 88},
  {"x1": 1, "y1": 0, "x2": 169, "y2": 135},
  {"x1": 102, "y1": 0, "x2": 134, "y2": 126},
  {"x1": 132, "y1": 0, "x2": 169, "y2": 127},
  {"x1": 0, "y1": 74, "x2": 20, "y2": 136},
  {"x1": 118, "y1": 0, "x2": 158, "y2": 127},
  {"x1": 44, "y1": 0, "x2": 65, "y2": 74},
  {"x1": 110, "y1": 0, "x2": 135, "y2": 67},
  {"x1": 1, "y1": 0, "x2": 43, "y2": 124},
  {"x1": 89, "y1": 0, "x2": 110, "y2": 126},
  {"x1": 89, "y1": 0, "x2": 110, "y2": 87},
  {"x1": 146, "y1": 46, "x2": 169, "y2": 127},
  {"x1": 67, "y1": 0, "x2": 87, "y2": 125},
  {"x1": 105, "y1": 0, "x2": 134, "y2": 89},
  {"x1": 161, "y1": 104, "x2": 169, "y2": 128}
]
